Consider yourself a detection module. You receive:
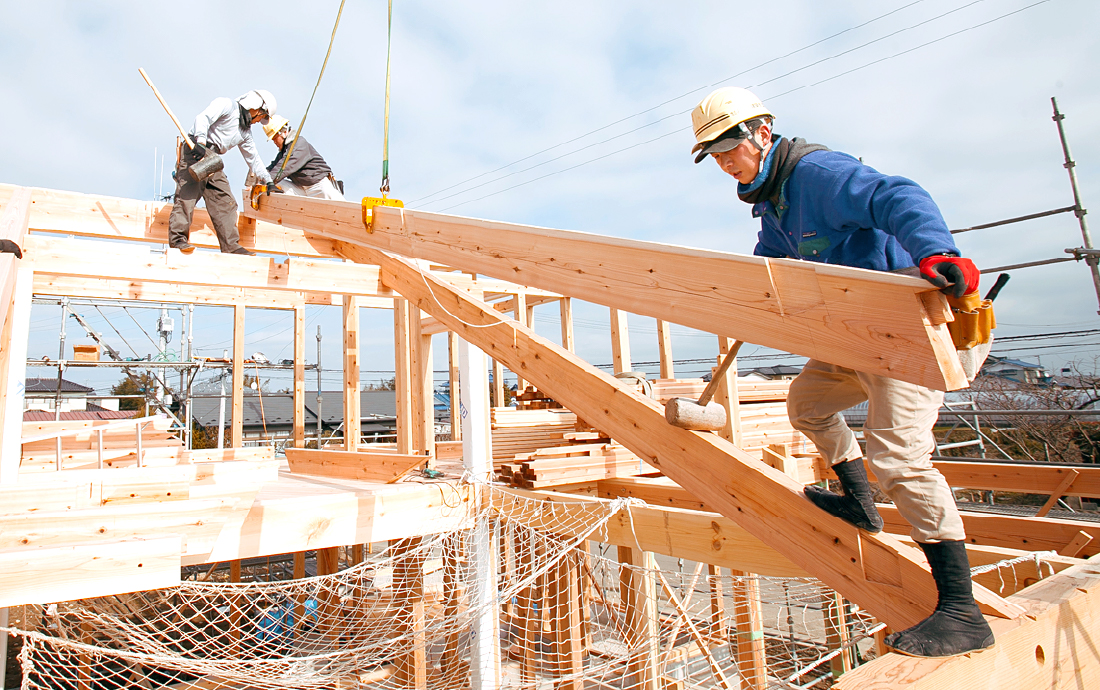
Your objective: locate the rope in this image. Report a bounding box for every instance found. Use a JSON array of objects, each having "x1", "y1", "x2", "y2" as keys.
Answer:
[
  {"x1": 380, "y1": 0, "x2": 395, "y2": 196},
  {"x1": 275, "y1": 0, "x2": 346, "y2": 184}
]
